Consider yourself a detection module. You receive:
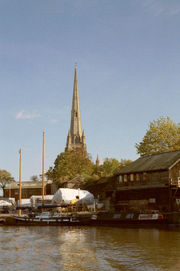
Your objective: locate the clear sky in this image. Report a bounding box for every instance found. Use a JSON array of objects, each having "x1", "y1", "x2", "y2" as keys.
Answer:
[{"x1": 0, "y1": 0, "x2": 180, "y2": 181}]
